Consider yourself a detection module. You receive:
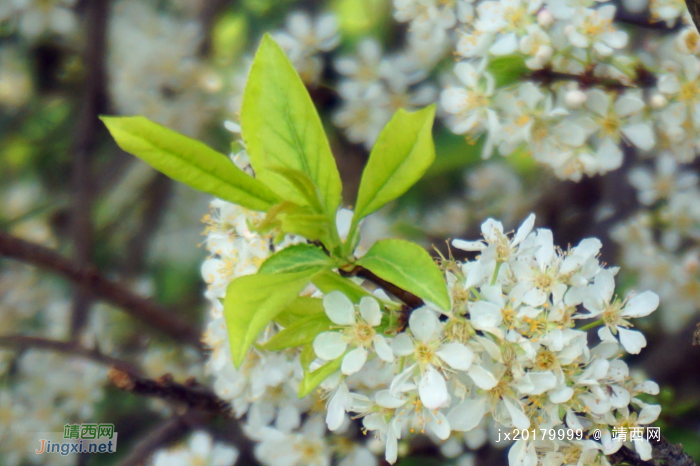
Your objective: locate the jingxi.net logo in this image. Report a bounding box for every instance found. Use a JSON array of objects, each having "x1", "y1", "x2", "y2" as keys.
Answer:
[{"x1": 34, "y1": 424, "x2": 118, "y2": 456}]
